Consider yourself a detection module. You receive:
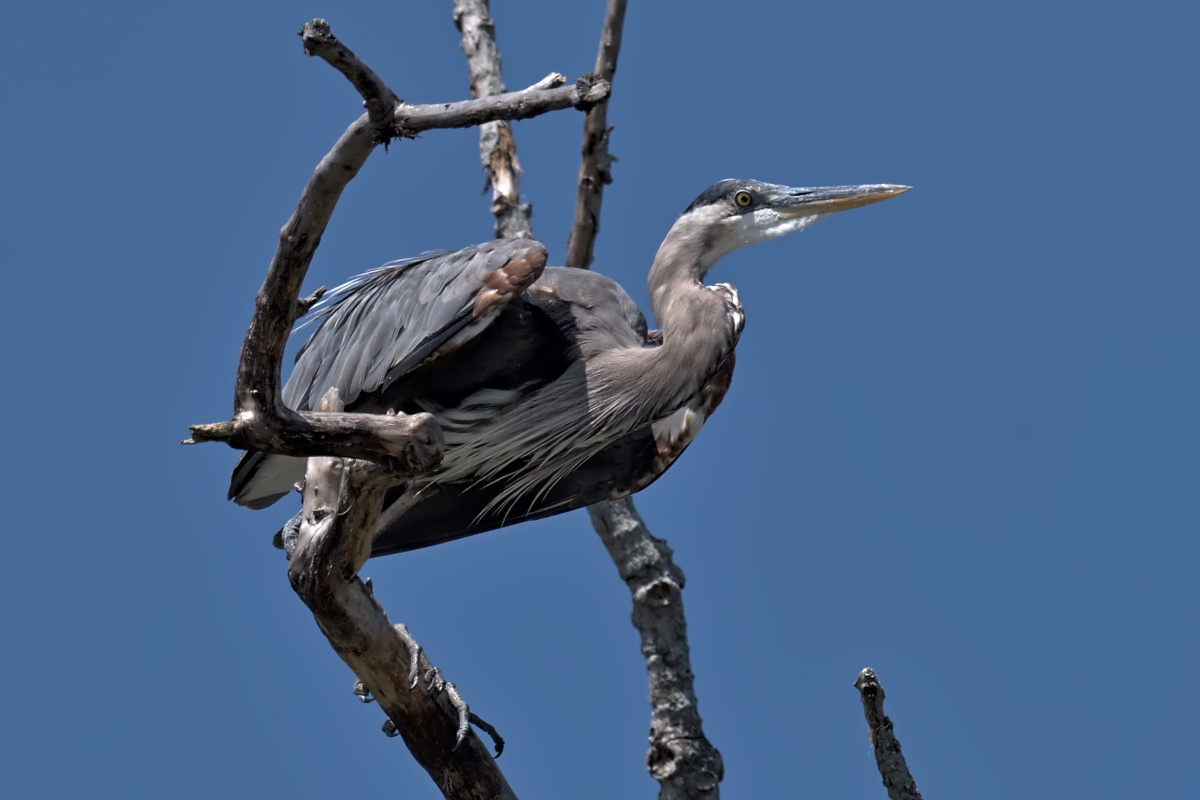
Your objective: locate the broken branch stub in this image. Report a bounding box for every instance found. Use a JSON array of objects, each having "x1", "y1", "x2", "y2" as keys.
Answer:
[{"x1": 854, "y1": 668, "x2": 924, "y2": 800}]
